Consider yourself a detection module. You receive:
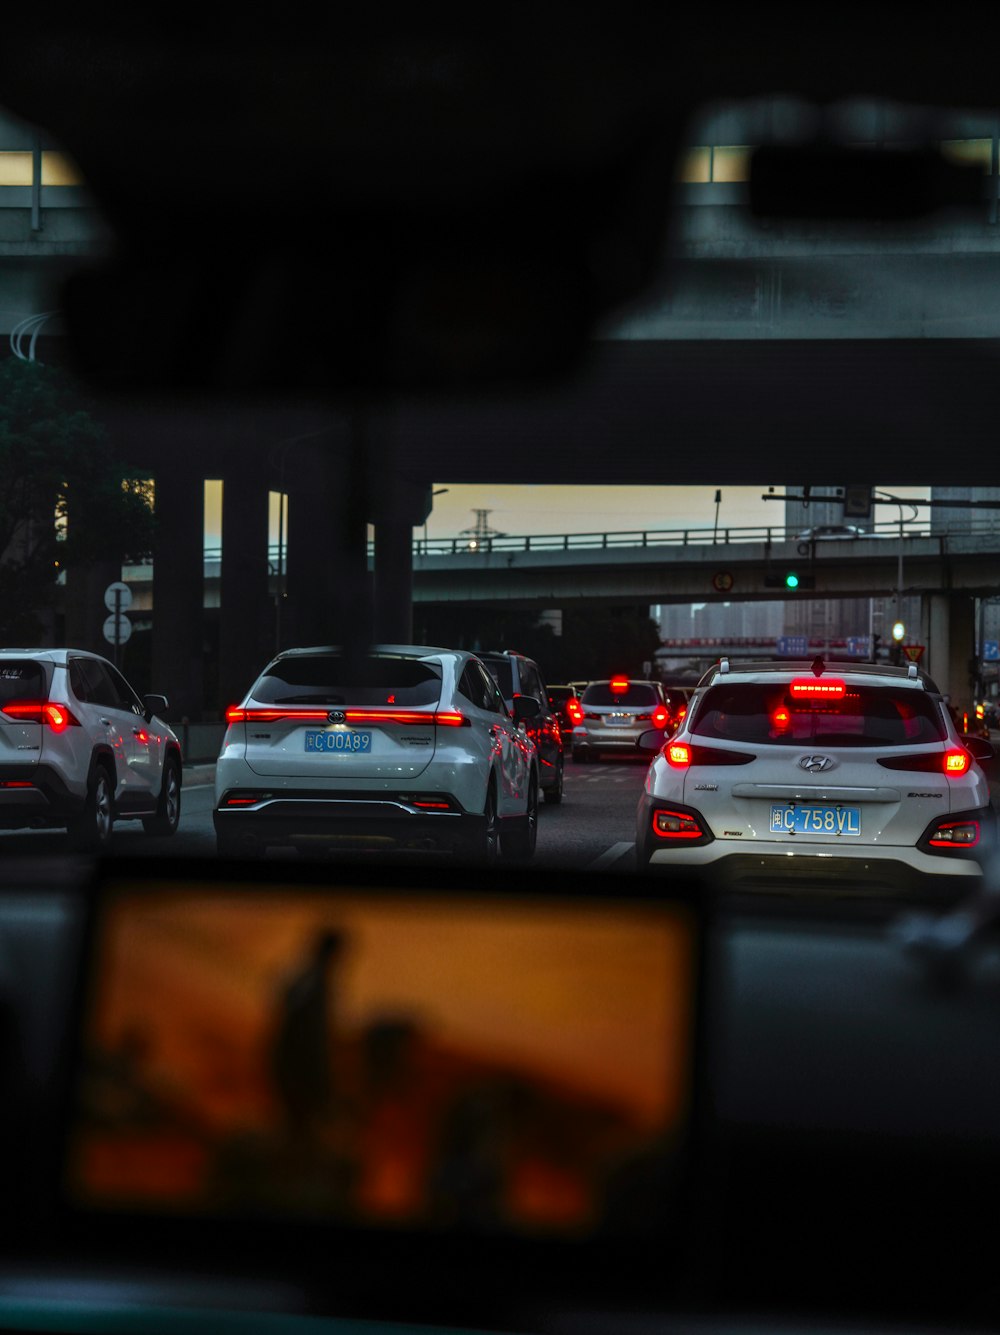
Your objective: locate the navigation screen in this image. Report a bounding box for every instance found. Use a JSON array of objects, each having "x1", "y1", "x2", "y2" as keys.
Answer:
[{"x1": 67, "y1": 882, "x2": 697, "y2": 1238}]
